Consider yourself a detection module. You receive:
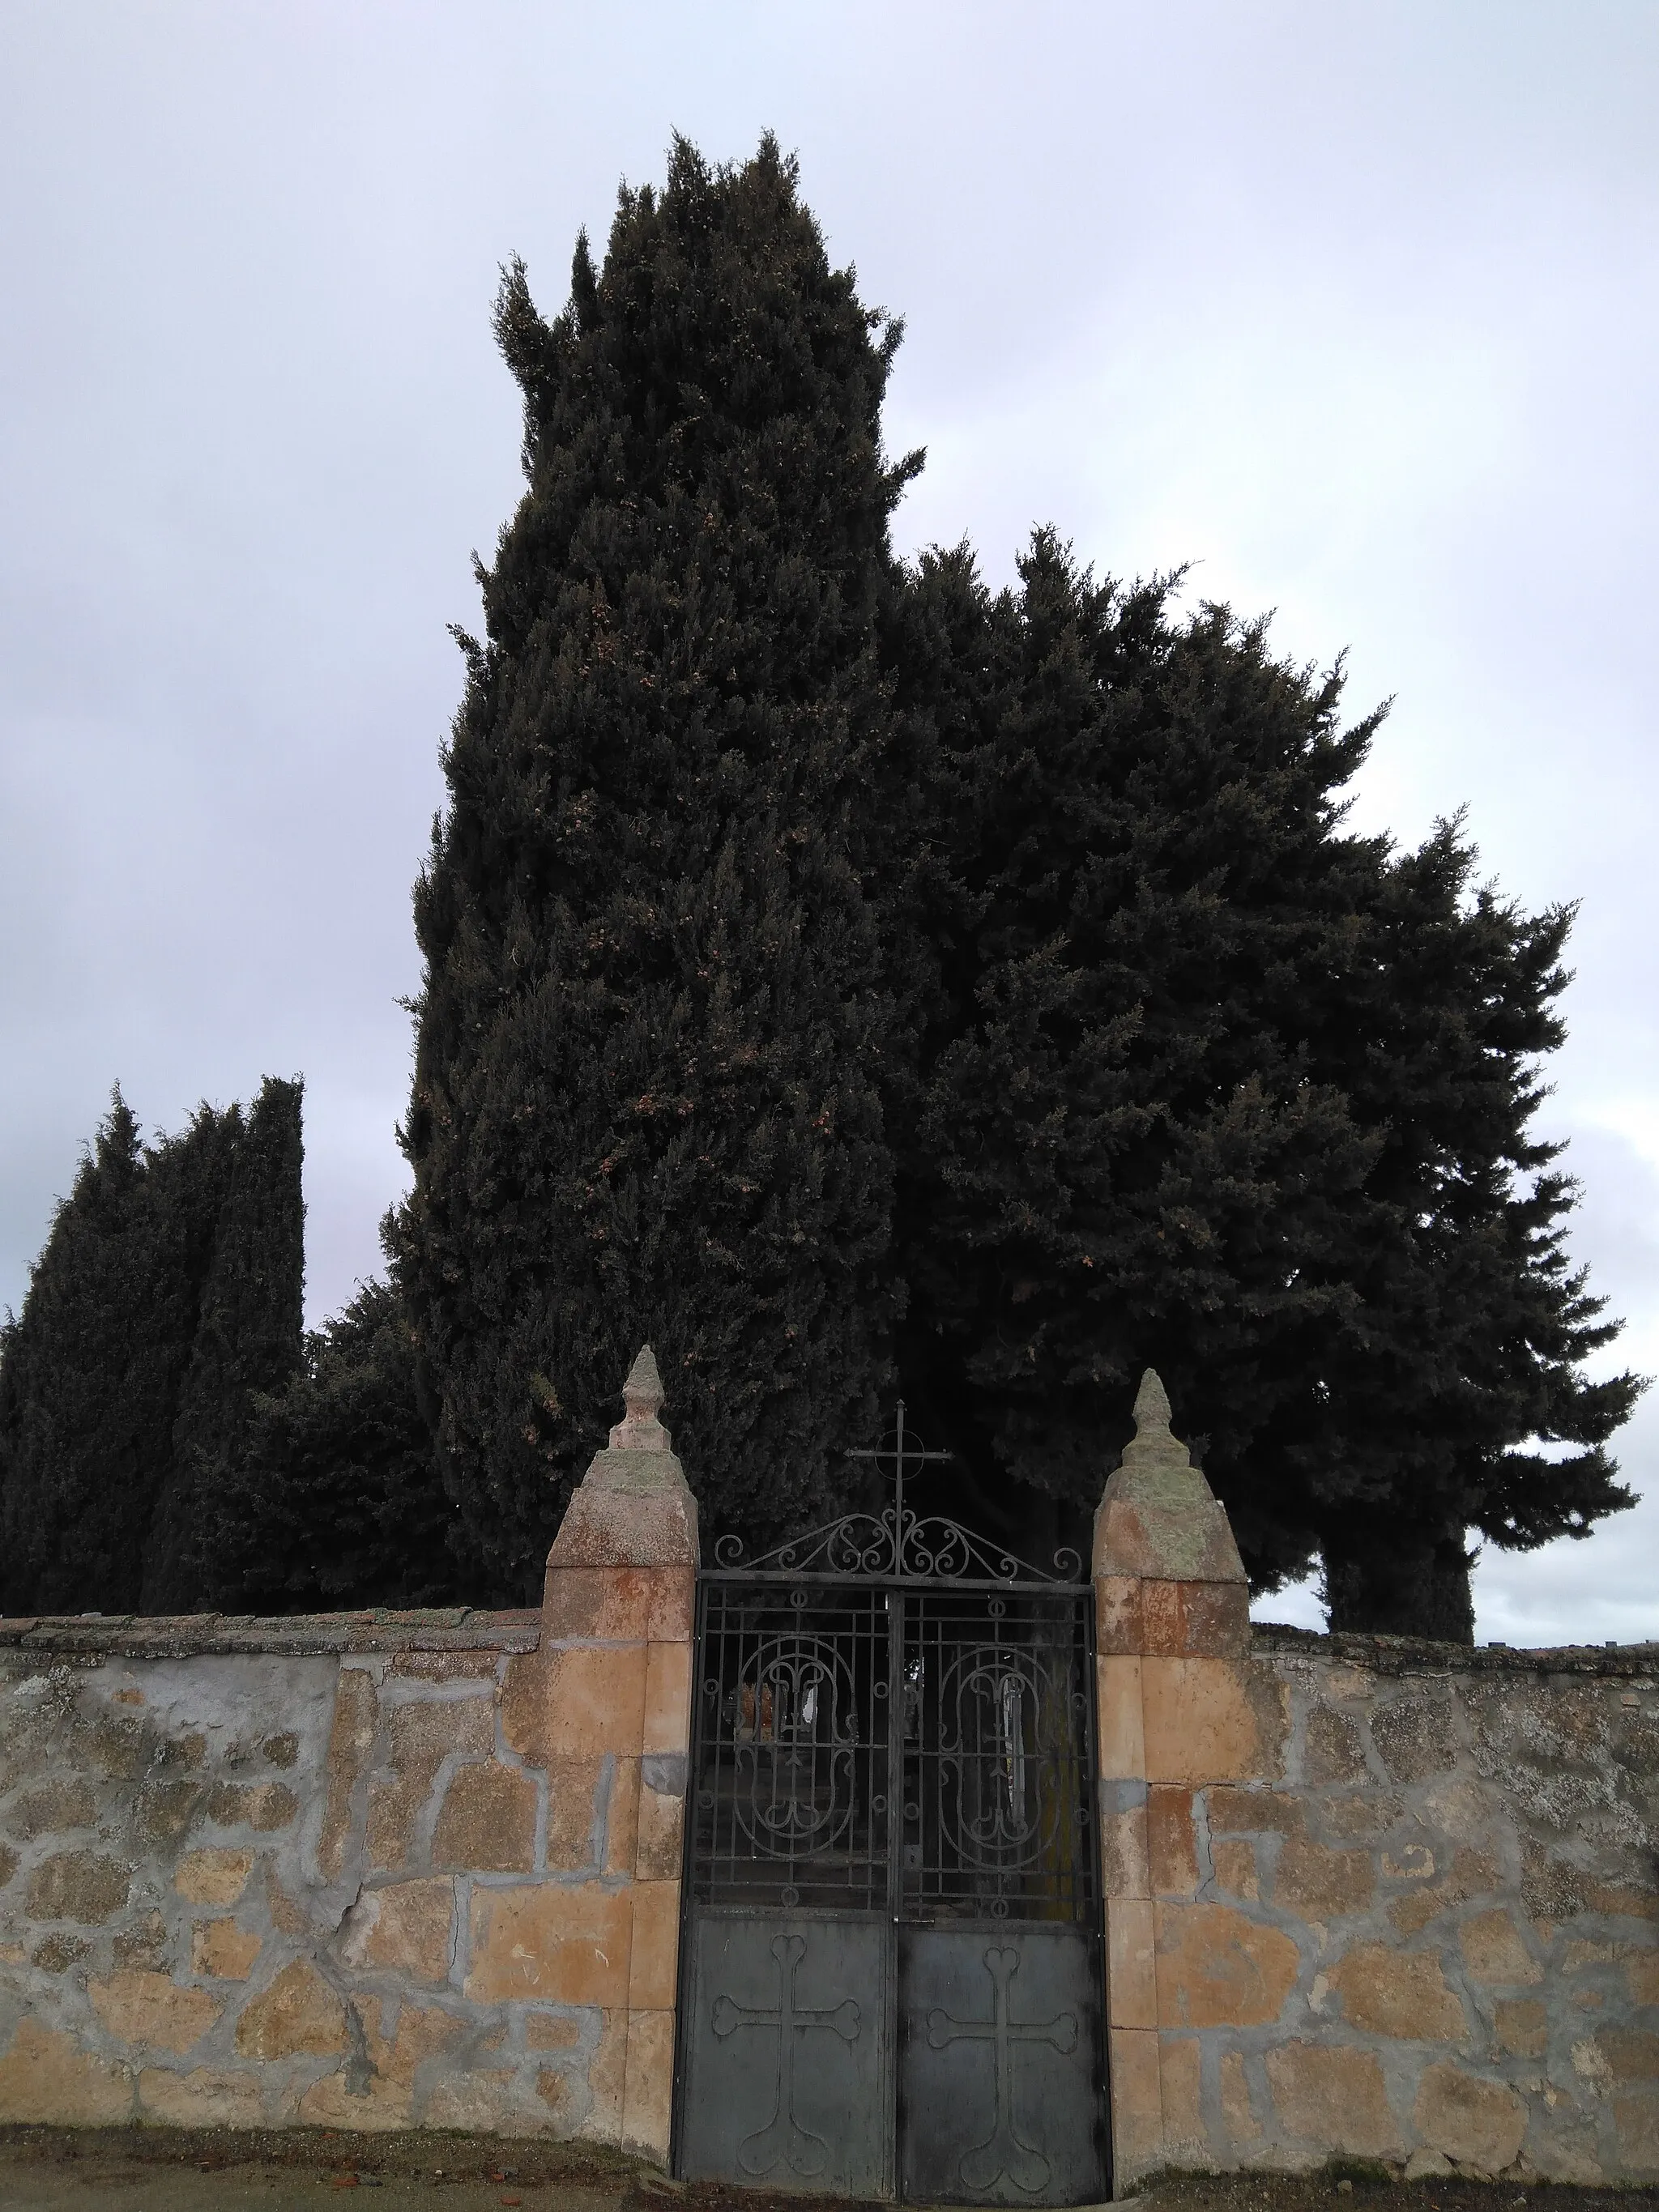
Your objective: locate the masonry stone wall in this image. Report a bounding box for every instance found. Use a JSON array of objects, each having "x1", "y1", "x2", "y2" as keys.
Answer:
[{"x1": 1098, "y1": 1375, "x2": 1659, "y2": 2191}]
